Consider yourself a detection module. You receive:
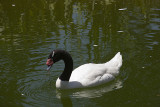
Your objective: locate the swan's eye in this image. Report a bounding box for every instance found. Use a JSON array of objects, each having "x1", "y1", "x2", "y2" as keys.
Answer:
[{"x1": 52, "y1": 51, "x2": 55, "y2": 57}]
